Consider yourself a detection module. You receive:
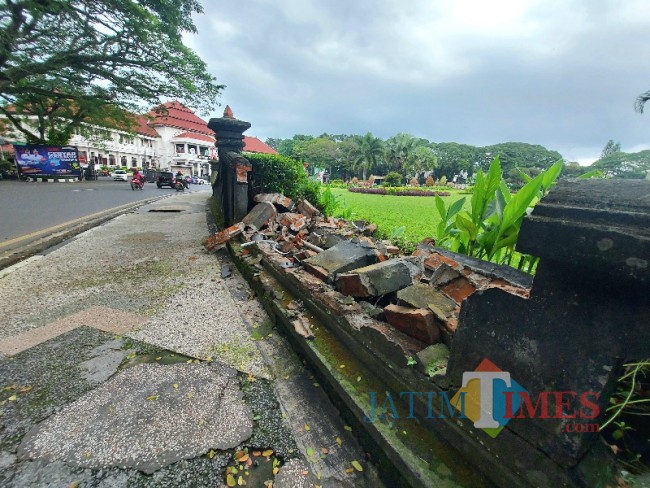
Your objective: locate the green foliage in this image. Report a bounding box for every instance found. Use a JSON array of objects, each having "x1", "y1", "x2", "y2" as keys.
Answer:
[
  {"x1": 433, "y1": 157, "x2": 563, "y2": 272},
  {"x1": 353, "y1": 132, "x2": 384, "y2": 181},
  {"x1": 246, "y1": 153, "x2": 321, "y2": 208},
  {"x1": 0, "y1": 0, "x2": 222, "y2": 144},
  {"x1": 384, "y1": 172, "x2": 403, "y2": 187},
  {"x1": 601, "y1": 360, "x2": 650, "y2": 474},
  {"x1": 590, "y1": 150, "x2": 650, "y2": 179}
]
